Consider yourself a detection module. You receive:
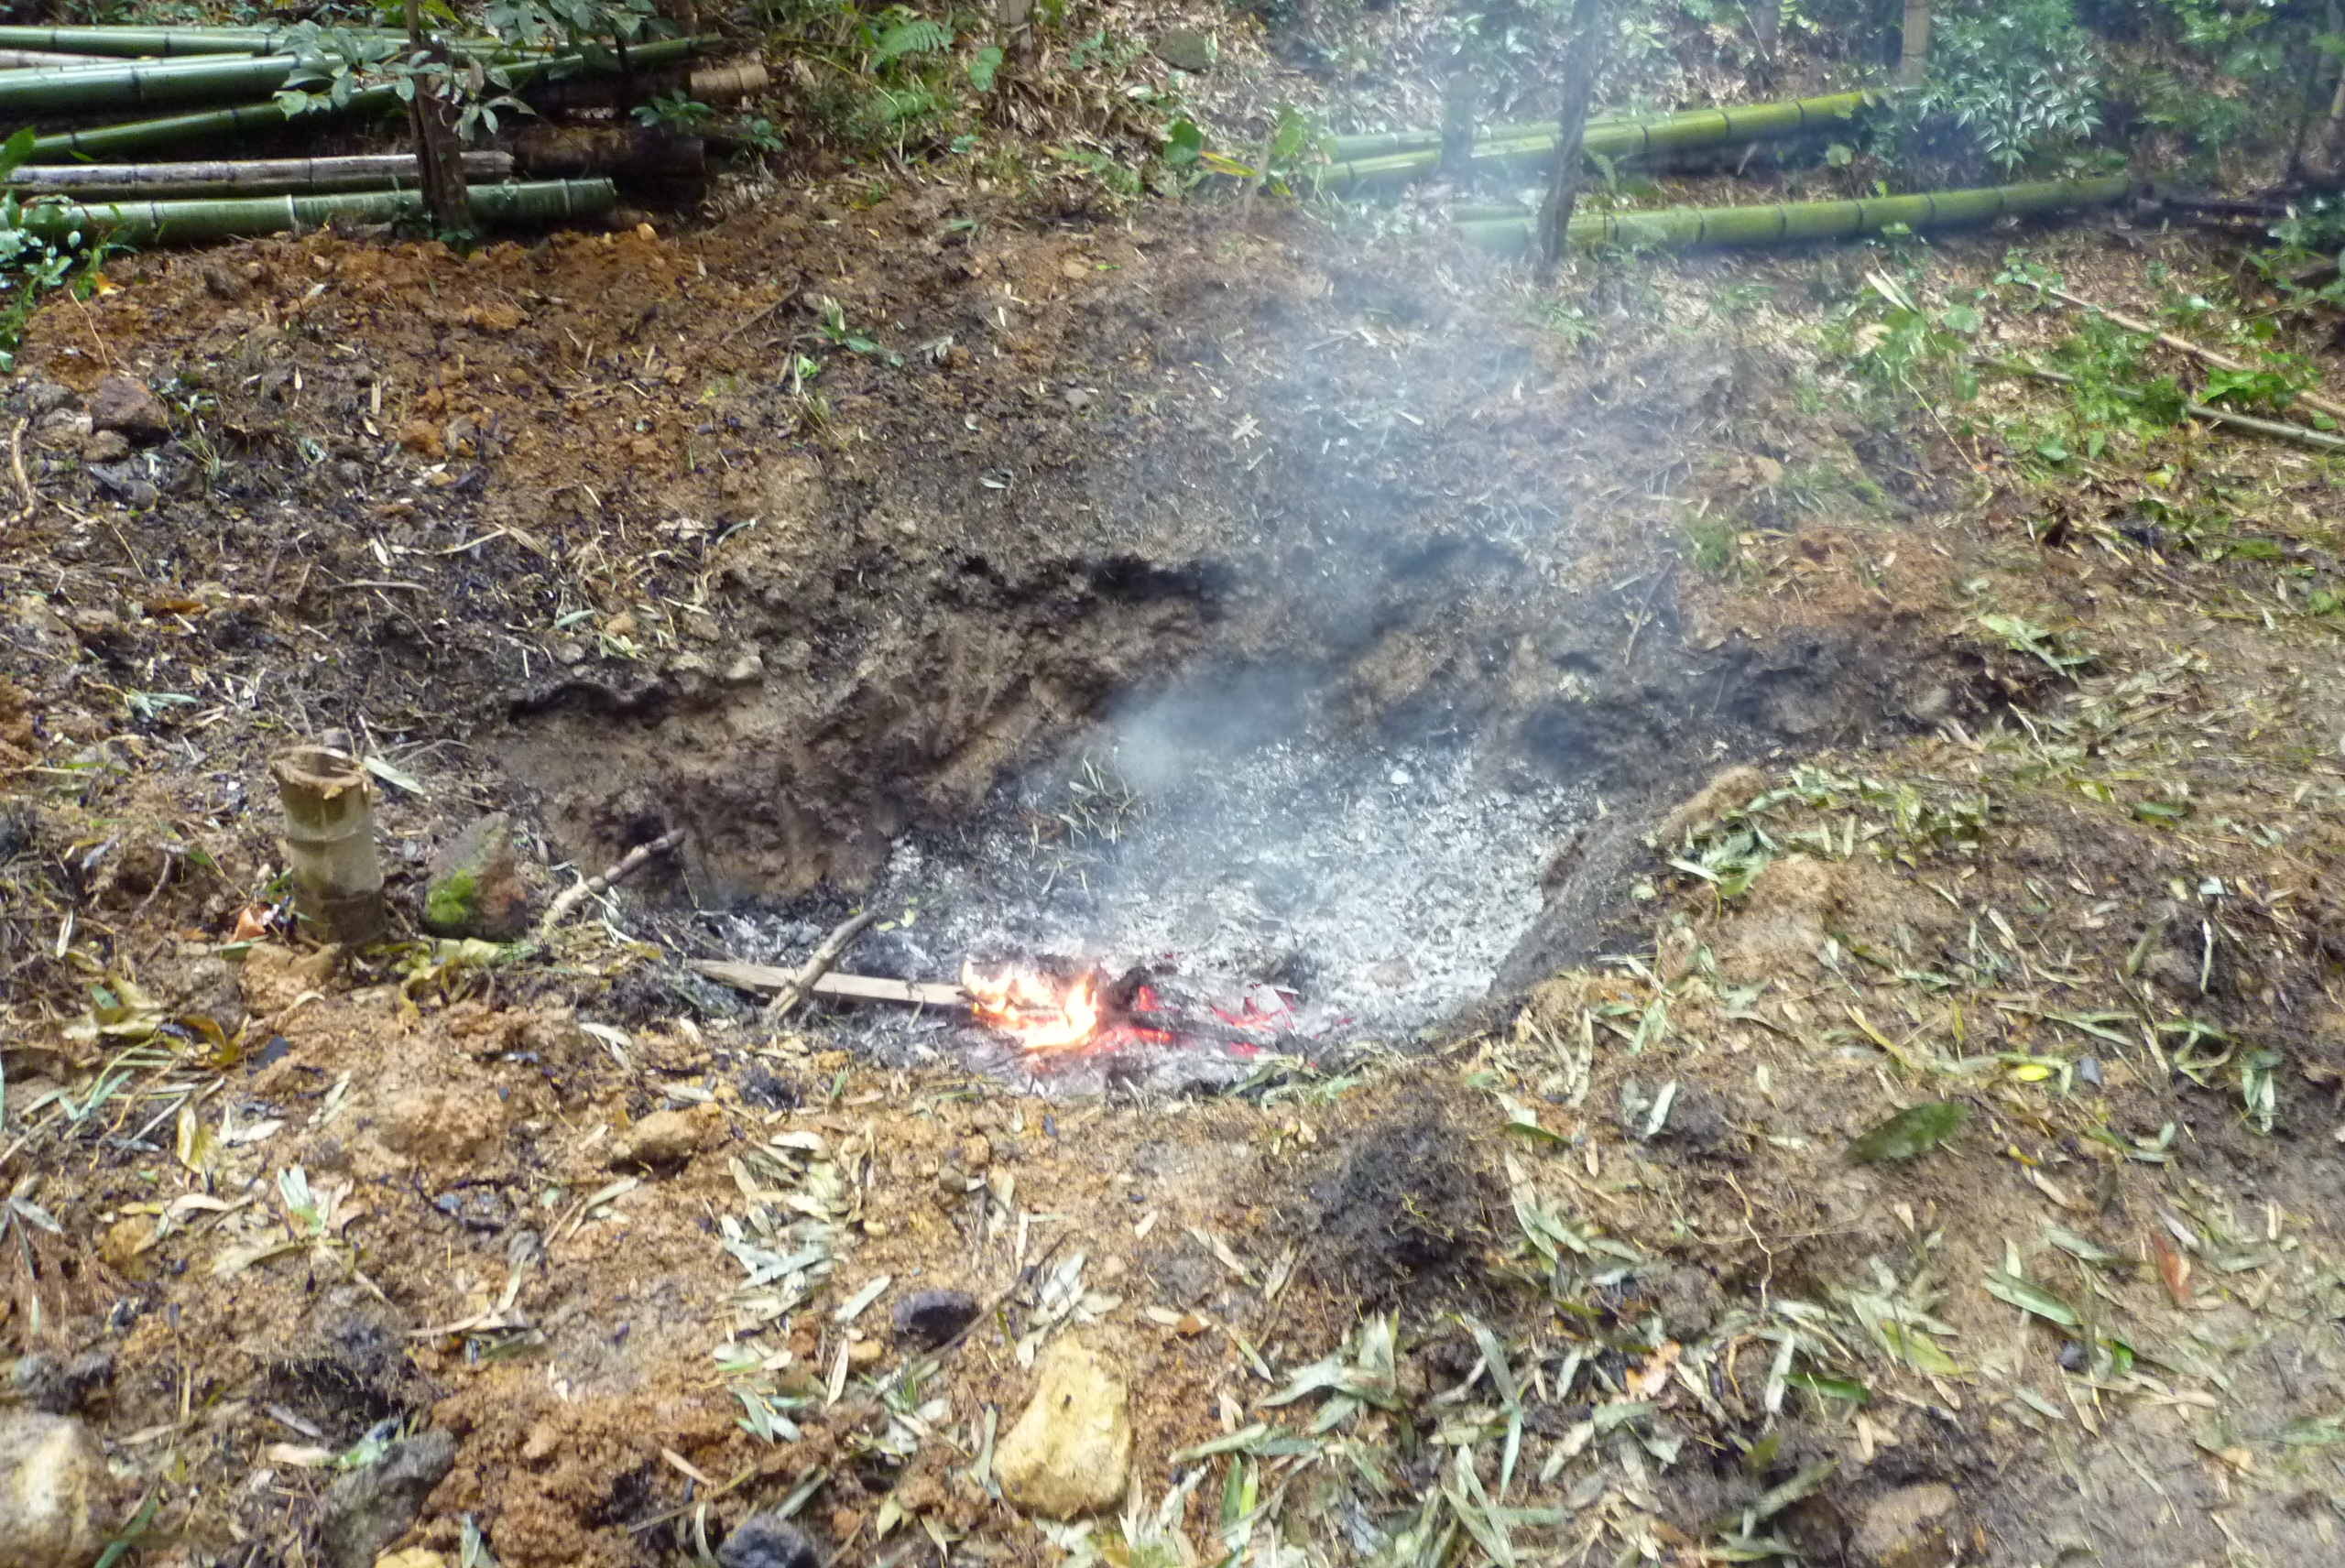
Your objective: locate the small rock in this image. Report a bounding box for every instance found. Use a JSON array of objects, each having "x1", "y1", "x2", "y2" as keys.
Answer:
[
  {"x1": 202, "y1": 264, "x2": 248, "y2": 301},
  {"x1": 996, "y1": 1335, "x2": 1131, "y2": 1519},
  {"x1": 891, "y1": 1289, "x2": 979, "y2": 1347},
  {"x1": 718, "y1": 1512, "x2": 819, "y2": 1568},
  {"x1": 86, "y1": 375, "x2": 169, "y2": 446},
  {"x1": 319, "y1": 1431, "x2": 458, "y2": 1568},
  {"x1": 1152, "y1": 27, "x2": 1216, "y2": 71},
  {"x1": 1650, "y1": 1264, "x2": 1722, "y2": 1340},
  {"x1": 173, "y1": 952, "x2": 248, "y2": 1035},
  {"x1": 0, "y1": 1410, "x2": 119, "y2": 1568},
  {"x1": 423, "y1": 813, "x2": 533, "y2": 942},
  {"x1": 397, "y1": 420, "x2": 444, "y2": 460},
  {"x1": 88, "y1": 464, "x2": 158, "y2": 509},
  {"x1": 78, "y1": 430, "x2": 130, "y2": 463},
  {"x1": 1850, "y1": 1483, "x2": 1960, "y2": 1568},
  {"x1": 722, "y1": 651, "x2": 764, "y2": 685},
  {"x1": 31, "y1": 408, "x2": 90, "y2": 450},
  {"x1": 374, "y1": 1552, "x2": 449, "y2": 1568},
  {"x1": 20, "y1": 380, "x2": 76, "y2": 418},
  {"x1": 608, "y1": 1103, "x2": 725, "y2": 1171},
  {"x1": 374, "y1": 1087, "x2": 507, "y2": 1169},
  {"x1": 98, "y1": 1216, "x2": 155, "y2": 1278},
  {"x1": 7, "y1": 1350, "x2": 115, "y2": 1416}
]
